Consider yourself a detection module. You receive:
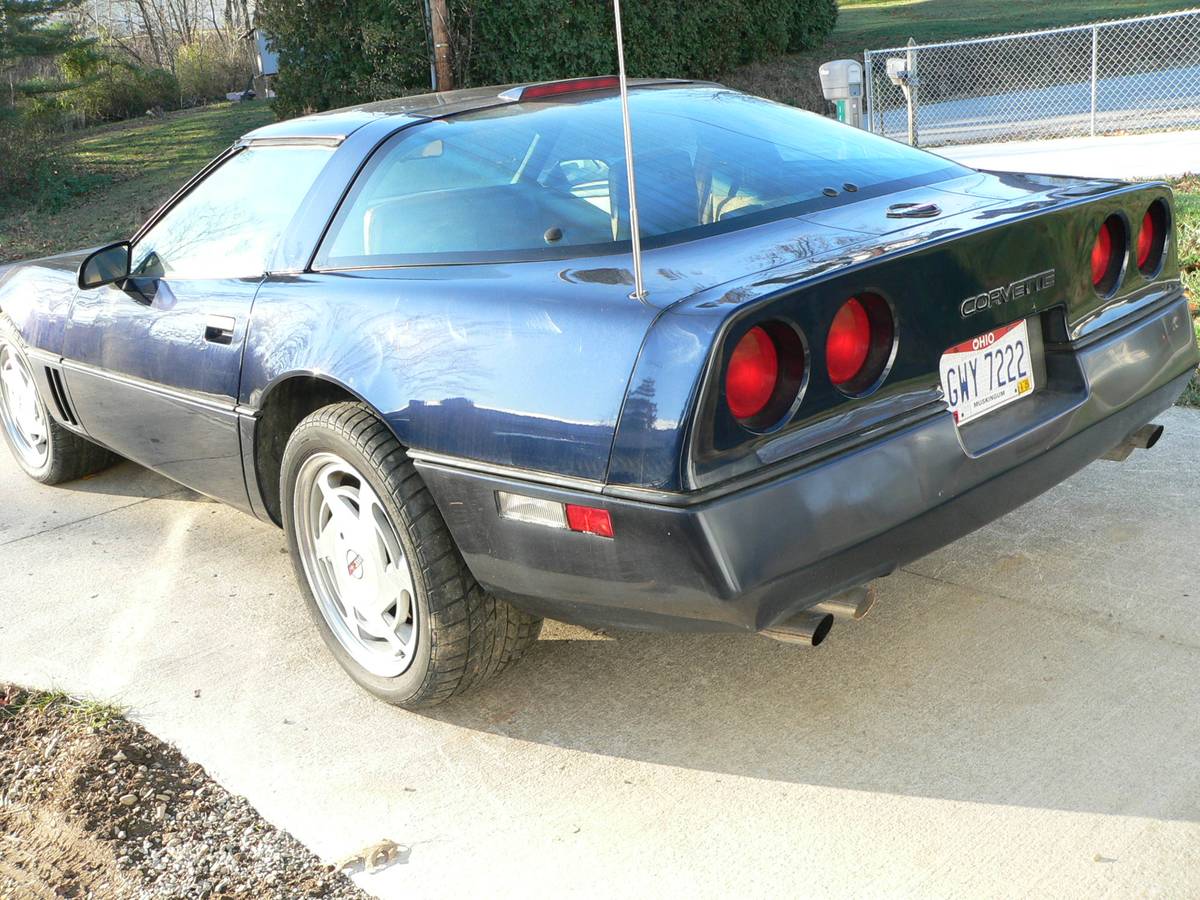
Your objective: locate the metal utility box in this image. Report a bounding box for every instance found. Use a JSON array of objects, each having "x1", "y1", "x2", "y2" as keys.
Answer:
[
  {"x1": 818, "y1": 59, "x2": 864, "y2": 128},
  {"x1": 886, "y1": 57, "x2": 910, "y2": 84},
  {"x1": 254, "y1": 30, "x2": 279, "y2": 78}
]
